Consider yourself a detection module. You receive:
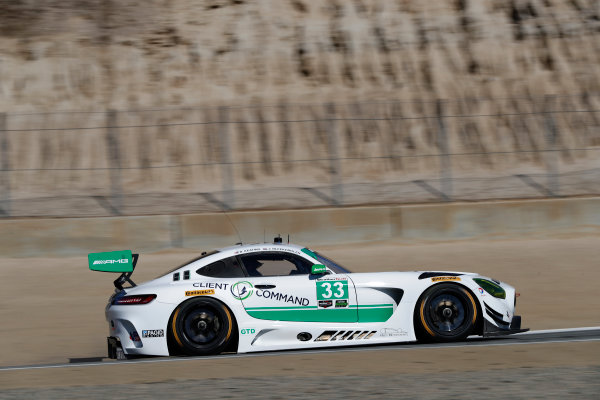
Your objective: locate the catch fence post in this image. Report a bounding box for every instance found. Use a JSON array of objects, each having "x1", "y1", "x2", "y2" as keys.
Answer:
[
  {"x1": 544, "y1": 95, "x2": 559, "y2": 196},
  {"x1": 219, "y1": 106, "x2": 234, "y2": 210},
  {"x1": 0, "y1": 113, "x2": 9, "y2": 216},
  {"x1": 105, "y1": 110, "x2": 123, "y2": 215},
  {"x1": 436, "y1": 99, "x2": 452, "y2": 201},
  {"x1": 327, "y1": 103, "x2": 343, "y2": 205}
]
